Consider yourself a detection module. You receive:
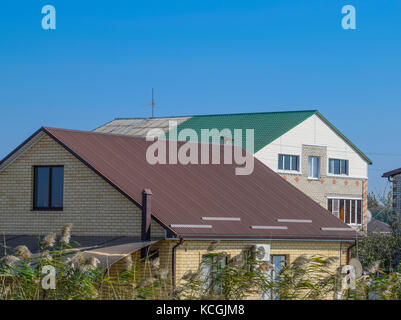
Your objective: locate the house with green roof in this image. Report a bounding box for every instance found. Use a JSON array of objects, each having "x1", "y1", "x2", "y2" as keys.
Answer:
[{"x1": 96, "y1": 110, "x2": 371, "y2": 232}]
